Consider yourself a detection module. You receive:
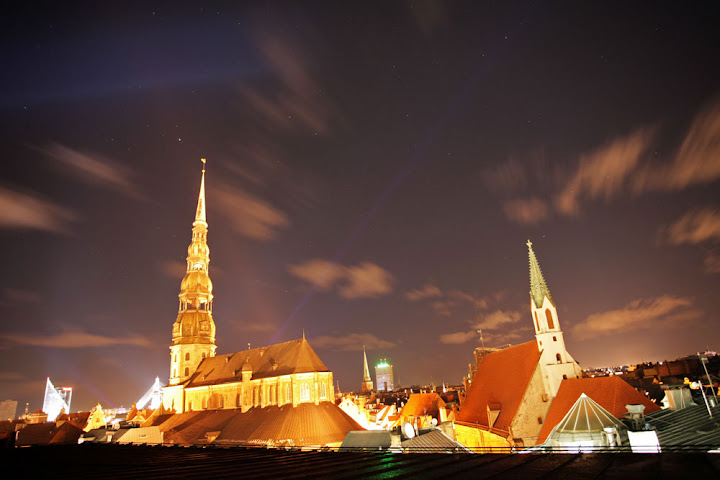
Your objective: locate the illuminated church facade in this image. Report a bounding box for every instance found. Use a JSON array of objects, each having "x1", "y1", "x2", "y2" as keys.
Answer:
[{"x1": 162, "y1": 161, "x2": 334, "y2": 414}]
